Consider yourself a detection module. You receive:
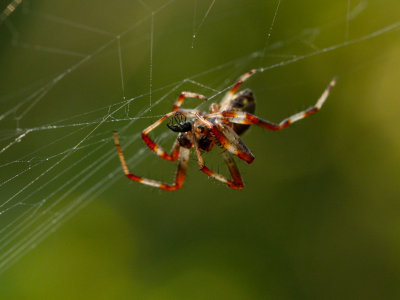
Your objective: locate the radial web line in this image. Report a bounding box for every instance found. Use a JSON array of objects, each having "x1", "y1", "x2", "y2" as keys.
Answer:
[
  {"x1": 192, "y1": 0, "x2": 198, "y2": 47},
  {"x1": 17, "y1": 42, "x2": 88, "y2": 57},
  {"x1": 346, "y1": 0, "x2": 351, "y2": 39},
  {"x1": 30, "y1": 10, "x2": 115, "y2": 36},
  {"x1": 117, "y1": 36, "x2": 126, "y2": 100},
  {"x1": 149, "y1": 12, "x2": 155, "y2": 109},
  {"x1": 259, "y1": 0, "x2": 281, "y2": 67},
  {"x1": 137, "y1": 0, "x2": 152, "y2": 12},
  {"x1": 260, "y1": 20, "x2": 400, "y2": 73},
  {"x1": 191, "y1": 0, "x2": 216, "y2": 48}
]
